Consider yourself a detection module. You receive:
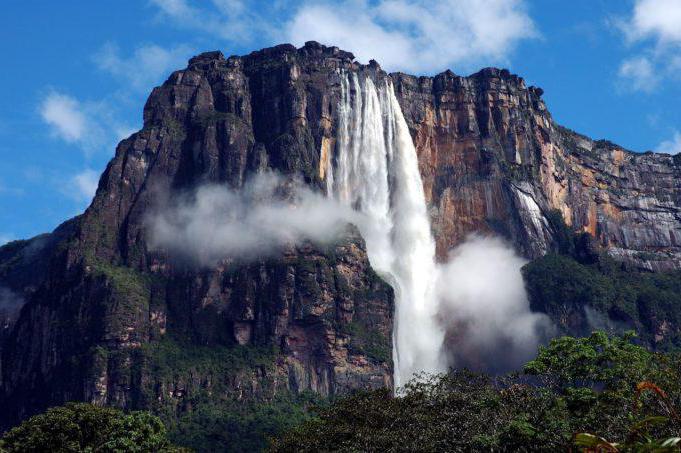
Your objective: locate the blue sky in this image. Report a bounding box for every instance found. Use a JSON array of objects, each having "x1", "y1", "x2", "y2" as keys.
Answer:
[{"x1": 2, "y1": 0, "x2": 681, "y2": 244}]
